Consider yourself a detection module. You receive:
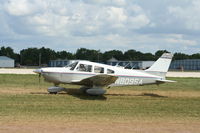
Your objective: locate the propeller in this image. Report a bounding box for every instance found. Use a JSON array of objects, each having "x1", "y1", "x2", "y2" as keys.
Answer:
[
  {"x1": 33, "y1": 69, "x2": 42, "y2": 89},
  {"x1": 38, "y1": 73, "x2": 41, "y2": 89}
]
